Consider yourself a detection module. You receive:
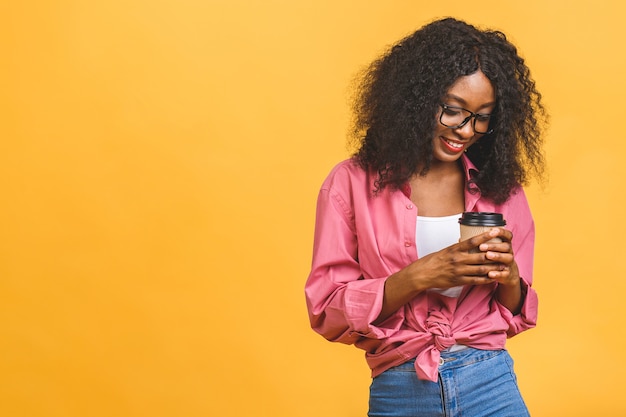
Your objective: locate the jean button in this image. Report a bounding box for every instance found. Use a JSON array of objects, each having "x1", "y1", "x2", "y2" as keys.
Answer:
[{"x1": 439, "y1": 358, "x2": 445, "y2": 365}]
